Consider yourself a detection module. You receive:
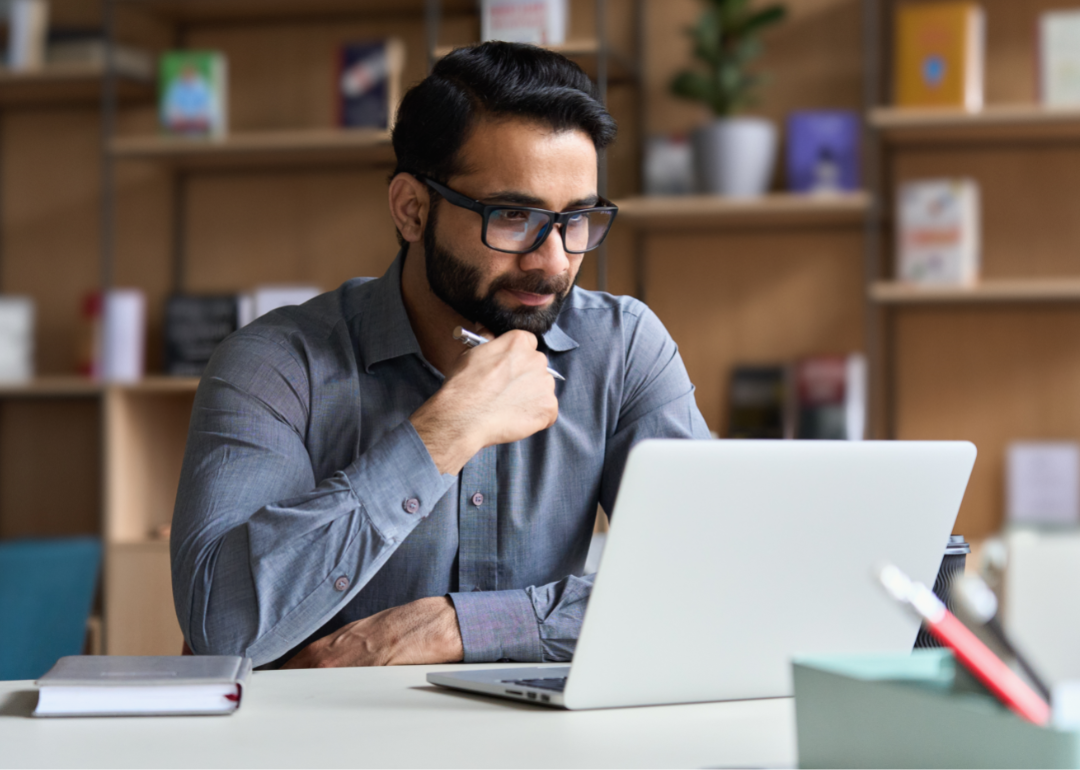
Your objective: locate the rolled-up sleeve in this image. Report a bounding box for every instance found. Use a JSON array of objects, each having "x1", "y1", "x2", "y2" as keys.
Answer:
[{"x1": 170, "y1": 331, "x2": 456, "y2": 667}]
